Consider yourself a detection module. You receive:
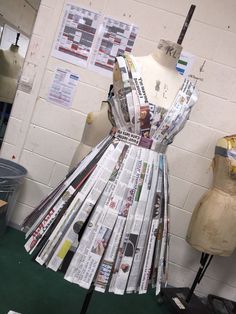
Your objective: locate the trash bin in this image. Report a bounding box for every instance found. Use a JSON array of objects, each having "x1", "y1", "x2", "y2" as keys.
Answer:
[{"x1": 0, "y1": 158, "x2": 27, "y2": 236}]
